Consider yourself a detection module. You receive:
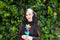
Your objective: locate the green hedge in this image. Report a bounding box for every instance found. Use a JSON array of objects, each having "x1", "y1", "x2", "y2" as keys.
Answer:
[{"x1": 0, "y1": 0, "x2": 60, "y2": 40}]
